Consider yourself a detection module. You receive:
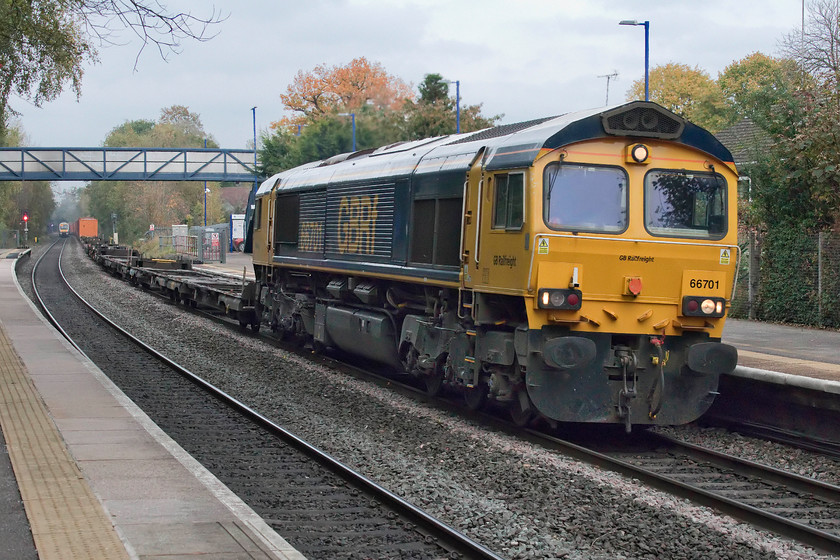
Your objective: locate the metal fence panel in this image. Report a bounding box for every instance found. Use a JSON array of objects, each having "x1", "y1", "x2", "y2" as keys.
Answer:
[{"x1": 731, "y1": 230, "x2": 840, "y2": 328}]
